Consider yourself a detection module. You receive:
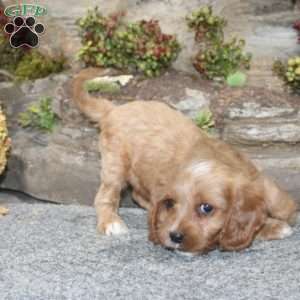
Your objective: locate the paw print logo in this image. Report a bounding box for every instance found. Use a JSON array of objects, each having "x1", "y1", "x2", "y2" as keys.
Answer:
[{"x1": 4, "y1": 16, "x2": 45, "y2": 48}]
